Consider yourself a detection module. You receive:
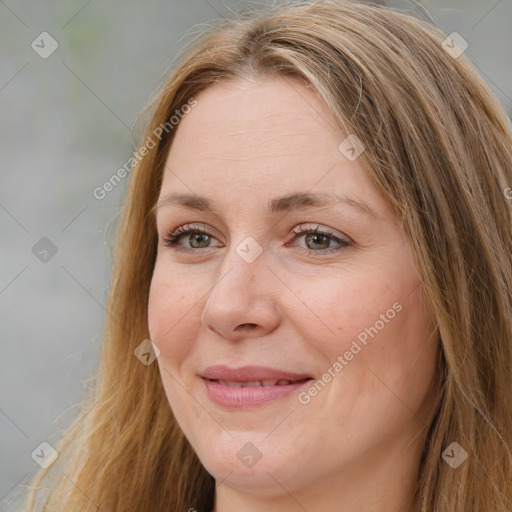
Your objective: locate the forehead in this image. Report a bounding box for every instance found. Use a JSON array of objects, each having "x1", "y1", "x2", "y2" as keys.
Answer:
[
  {"x1": 159, "y1": 76, "x2": 388, "y2": 218},
  {"x1": 167, "y1": 76, "x2": 340, "y2": 162}
]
